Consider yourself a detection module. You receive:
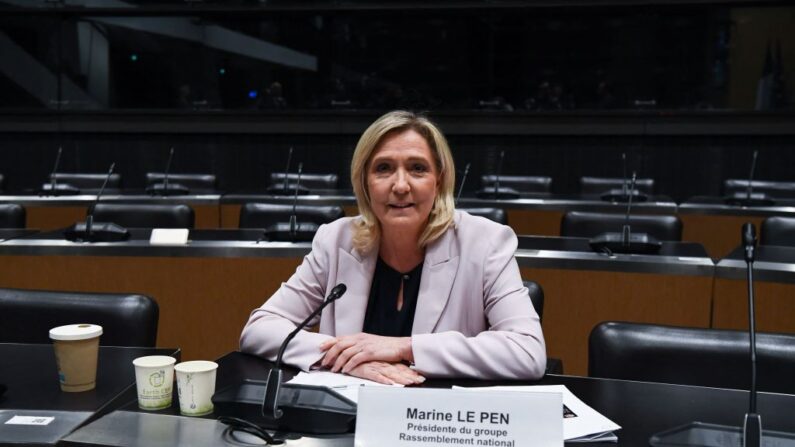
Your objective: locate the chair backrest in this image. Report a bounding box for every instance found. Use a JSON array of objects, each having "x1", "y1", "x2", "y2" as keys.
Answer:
[
  {"x1": 724, "y1": 179, "x2": 795, "y2": 199},
  {"x1": 761, "y1": 216, "x2": 795, "y2": 247},
  {"x1": 480, "y1": 175, "x2": 552, "y2": 194},
  {"x1": 269, "y1": 172, "x2": 339, "y2": 190},
  {"x1": 239, "y1": 203, "x2": 345, "y2": 228},
  {"x1": 0, "y1": 204, "x2": 25, "y2": 228},
  {"x1": 561, "y1": 211, "x2": 682, "y2": 241},
  {"x1": 92, "y1": 203, "x2": 195, "y2": 228},
  {"x1": 588, "y1": 321, "x2": 795, "y2": 394},
  {"x1": 459, "y1": 208, "x2": 508, "y2": 225},
  {"x1": 145, "y1": 173, "x2": 217, "y2": 191},
  {"x1": 522, "y1": 280, "x2": 544, "y2": 322},
  {"x1": 0, "y1": 288, "x2": 159, "y2": 347},
  {"x1": 579, "y1": 176, "x2": 655, "y2": 195},
  {"x1": 49, "y1": 173, "x2": 122, "y2": 190}
]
